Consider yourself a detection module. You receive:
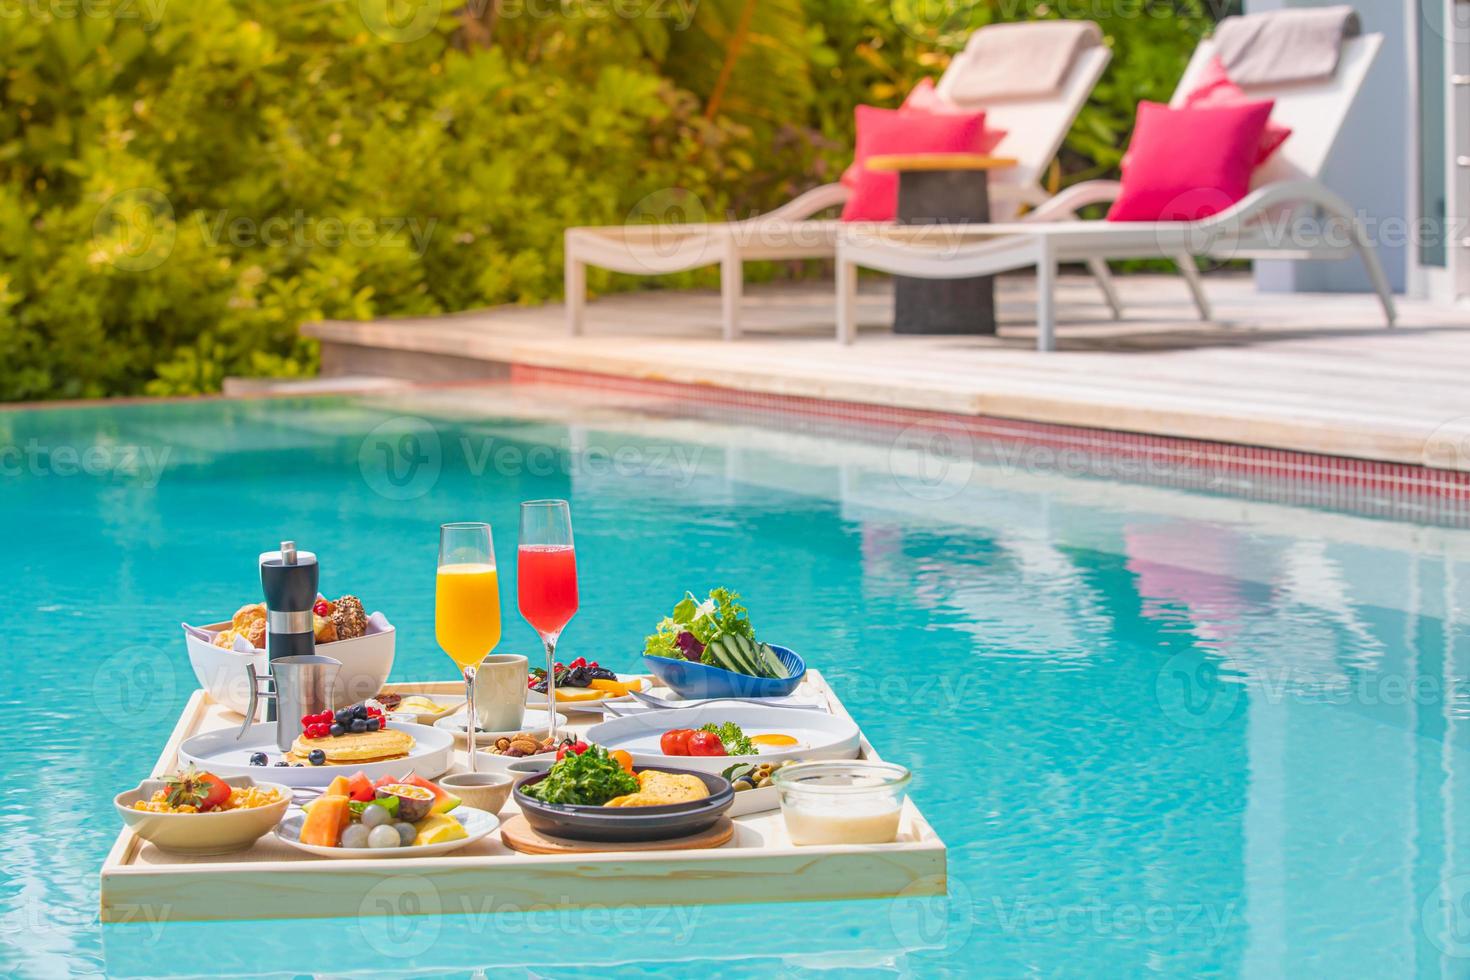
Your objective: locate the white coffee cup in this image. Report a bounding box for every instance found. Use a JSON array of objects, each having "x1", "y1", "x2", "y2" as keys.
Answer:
[{"x1": 473, "y1": 653, "x2": 528, "y2": 732}]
